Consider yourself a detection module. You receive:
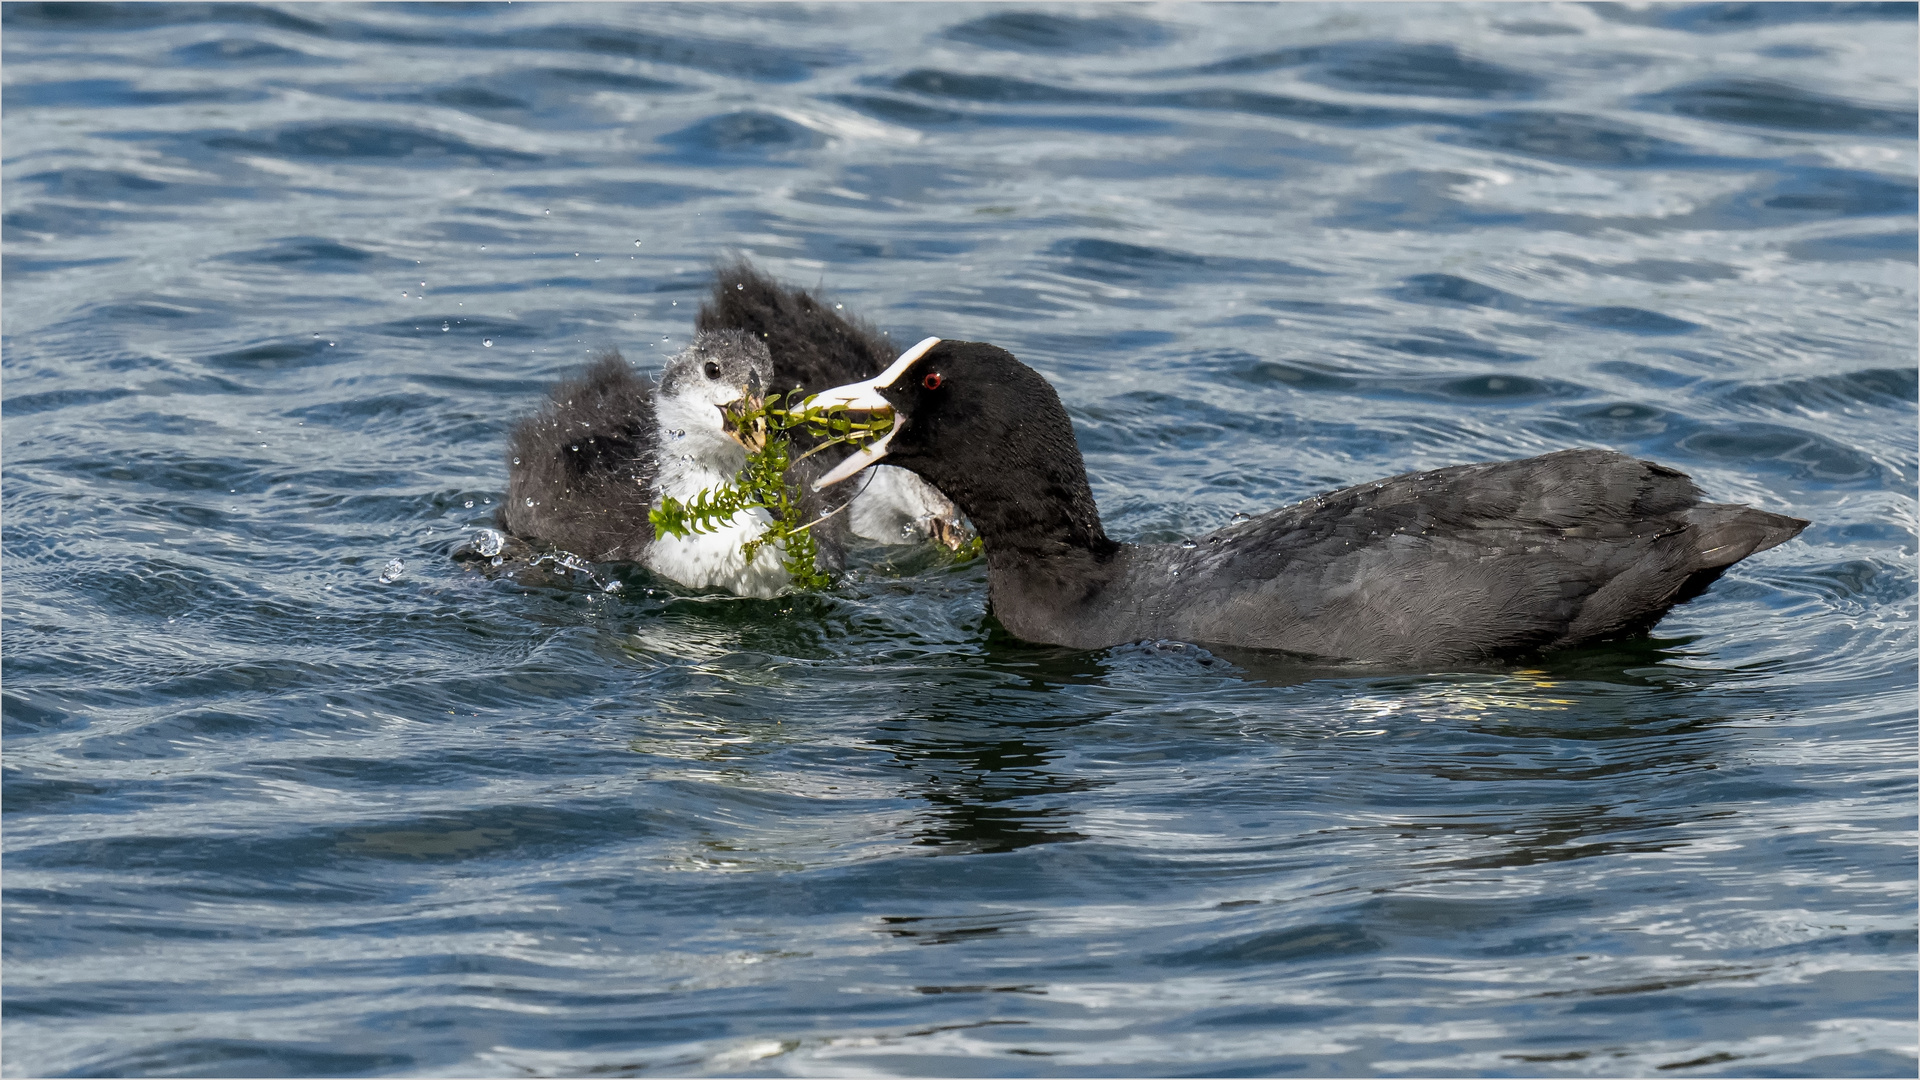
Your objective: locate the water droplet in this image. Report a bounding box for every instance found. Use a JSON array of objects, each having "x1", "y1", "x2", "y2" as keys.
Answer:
[
  {"x1": 681, "y1": 454, "x2": 693, "y2": 463},
  {"x1": 571, "y1": 445, "x2": 579, "y2": 451},
  {"x1": 479, "y1": 245, "x2": 486, "y2": 250},
  {"x1": 1231, "y1": 512, "x2": 1252, "y2": 524},
  {"x1": 634, "y1": 240, "x2": 643, "y2": 247},
  {"x1": 471, "y1": 528, "x2": 506, "y2": 558},
  {"x1": 464, "y1": 499, "x2": 475, "y2": 509},
  {"x1": 603, "y1": 580, "x2": 624, "y2": 593},
  {"x1": 736, "y1": 284, "x2": 744, "y2": 290},
  {"x1": 671, "y1": 429, "x2": 685, "y2": 439},
  {"x1": 441, "y1": 322, "x2": 450, "y2": 332},
  {"x1": 313, "y1": 333, "x2": 321, "y2": 339},
  {"x1": 512, "y1": 457, "x2": 521, "y2": 465},
  {"x1": 1170, "y1": 569, "x2": 1179, "y2": 577},
  {"x1": 420, "y1": 281, "x2": 426, "y2": 287},
  {"x1": 544, "y1": 208, "x2": 550, "y2": 215},
  {"x1": 483, "y1": 339, "x2": 493, "y2": 348},
  {"x1": 1181, "y1": 539, "x2": 1197, "y2": 549},
  {"x1": 525, "y1": 497, "x2": 535, "y2": 507},
  {"x1": 378, "y1": 558, "x2": 406, "y2": 584}
]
